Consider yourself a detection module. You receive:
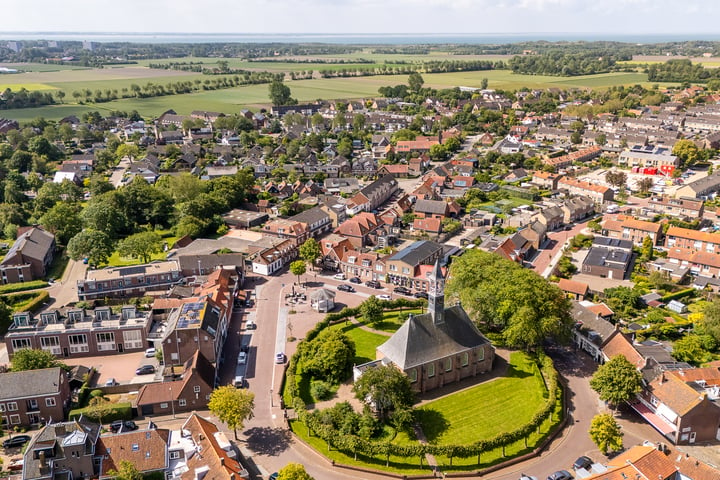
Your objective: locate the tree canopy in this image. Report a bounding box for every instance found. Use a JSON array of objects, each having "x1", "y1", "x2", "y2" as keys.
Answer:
[
  {"x1": 589, "y1": 355, "x2": 643, "y2": 408},
  {"x1": 353, "y1": 364, "x2": 414, "y2": 421},
  {"x1": 360, "y1": 295, "x2": 384, "y2": 324},
  {"x1": 107, "y1": 460, "x2": 143, "y2": 480},
  {"x1": 11, "y1": 348, "x2": 68, "y2": 372},
  {"x1": 589, "y1": 413, "x2": 624, "y2": 455},
  {"x1": 299, "y1": 238, "x2": 321, "y2": 269},
  {"x1": 67, "y1": 229, "x2": 115, "y2": 266},
  {"x1": 445, "y1": 250, "x2": 573, "y2": 349},
  {"x1": 268, "y1": 80, "x2": 296, "y2": 106},
  {"x1": 117, "y1": 231, "x2": 163, "y2": 263},
  {"x1": 207, "y1": 386, "x2": 255, "y2": 440},
  {"x1": 298, "y1": 328, "x2": 356, "y2": 384},
  {"x1": 277, "y1": 463, "x2": 315, "y2": 480}
]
